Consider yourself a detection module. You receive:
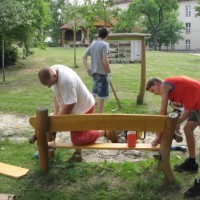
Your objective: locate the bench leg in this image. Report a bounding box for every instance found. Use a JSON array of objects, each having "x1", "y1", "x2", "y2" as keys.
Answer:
[
  {"x1": 36, "y1": 108, "x2": 49, "y2": 172},
  {"x1": 158, "y1": 151, "x2": 175, "y2": 183},
  {"x1": 158, "y1": 113, "x2": 179, "y2": 183}
]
